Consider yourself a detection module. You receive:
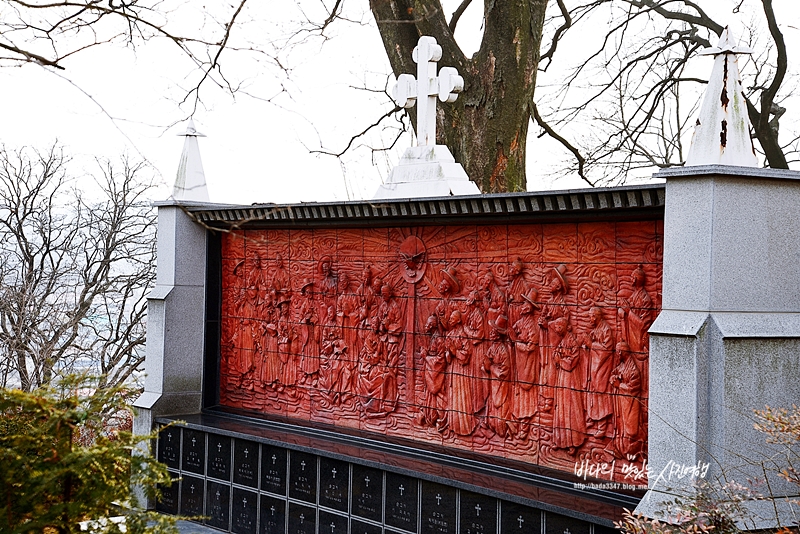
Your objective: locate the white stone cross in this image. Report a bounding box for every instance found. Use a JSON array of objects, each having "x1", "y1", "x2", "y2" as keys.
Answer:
[
  {"x1": 517, "y1": 516, "x2": 524, "y2": 528},
  {"x1": 364, "y1": 476, "x2": 370, "y2": 488},
  {"x1": 435, "y1": 493, "x2": 442, "y2": 505},
  {"x1": 399, "y1": 484, "x2": 405, "y2": 496},
  {"x1": 393, "y1": 36, "x2": 464, "y2": 146},
  {"x1": 272, "y1": 454, "x2": 277, "y2": 464},
  {"x1": 475, "y1": 503, "x2": 481, "y2": 516},
  {"x1": 331, "y1": 467, "x2": 337, "y2": 478}
]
